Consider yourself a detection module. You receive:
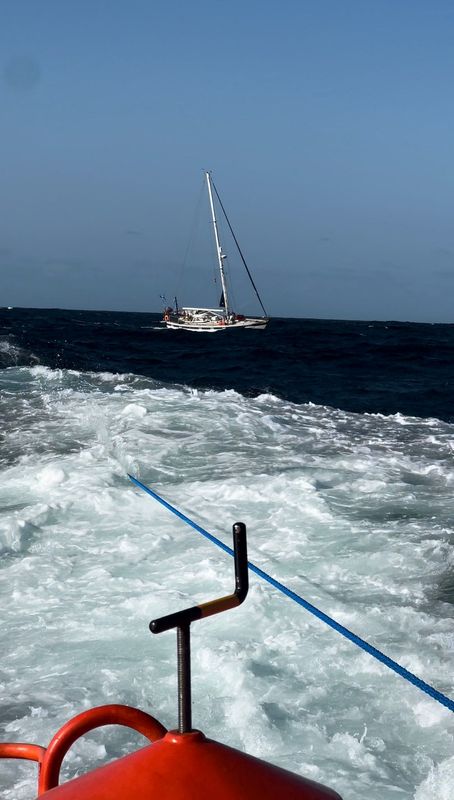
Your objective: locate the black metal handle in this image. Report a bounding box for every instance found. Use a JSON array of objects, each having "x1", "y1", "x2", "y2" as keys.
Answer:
[
  {"x1": 149, "y1": 523, "x2": 248, "y2": 733},
  {"x1": 150, "y1": 522, "x2": 248, "y2": 634}
]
